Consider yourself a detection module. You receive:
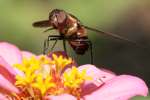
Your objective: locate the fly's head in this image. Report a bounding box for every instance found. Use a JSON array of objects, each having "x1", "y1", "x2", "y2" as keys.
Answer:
[{"x1": 49, "y1": 9, "x2": 67, "y2": 28}]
